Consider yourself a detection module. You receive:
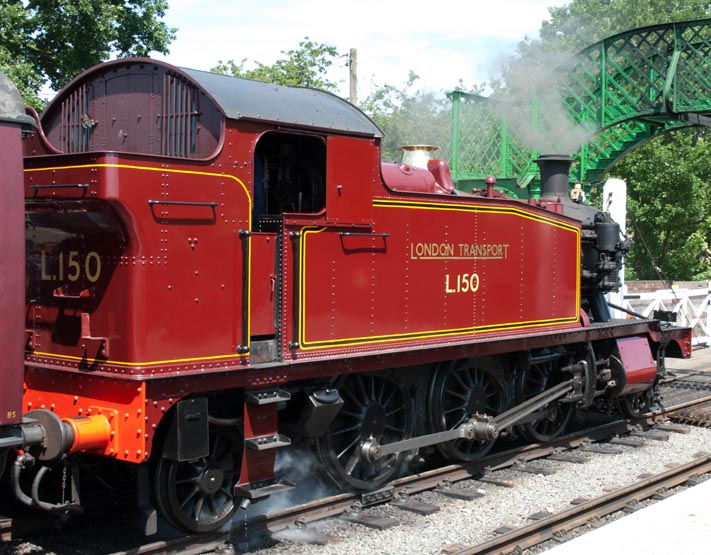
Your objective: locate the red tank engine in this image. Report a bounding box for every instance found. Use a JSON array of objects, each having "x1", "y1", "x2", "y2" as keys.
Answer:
[{"x1": 1, "y1": 58, "x2": 692, "y2": 534}]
